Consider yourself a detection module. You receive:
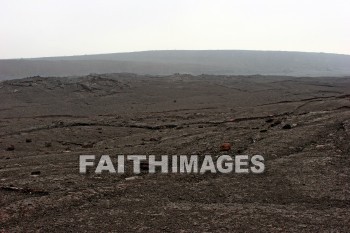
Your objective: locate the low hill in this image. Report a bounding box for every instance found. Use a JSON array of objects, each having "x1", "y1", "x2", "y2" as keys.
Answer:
[{"x1": 1, "y1": 50, "x2": 350, "y2": 80}]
